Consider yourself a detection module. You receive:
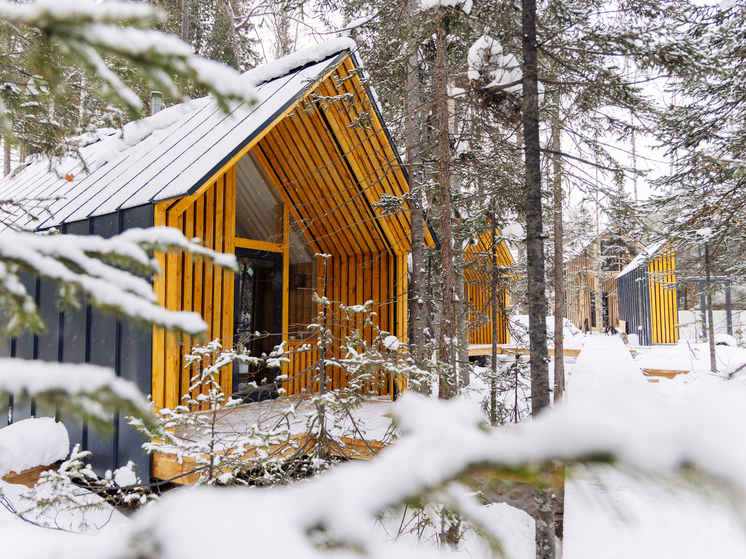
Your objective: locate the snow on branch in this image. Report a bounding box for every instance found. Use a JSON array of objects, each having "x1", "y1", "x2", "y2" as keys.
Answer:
[
  {"x1": 0, "y1": 227, "x2": 236, "y2": 336},
  {"x1": 0, "y1": 359, "x2": 152, "y2": 434},
  {"x1": 0, "y1": 0, "x2": 258, "y2": 118},
  {"x1": 4, "y1": 373, "x2": 746, "y2": 556}
]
